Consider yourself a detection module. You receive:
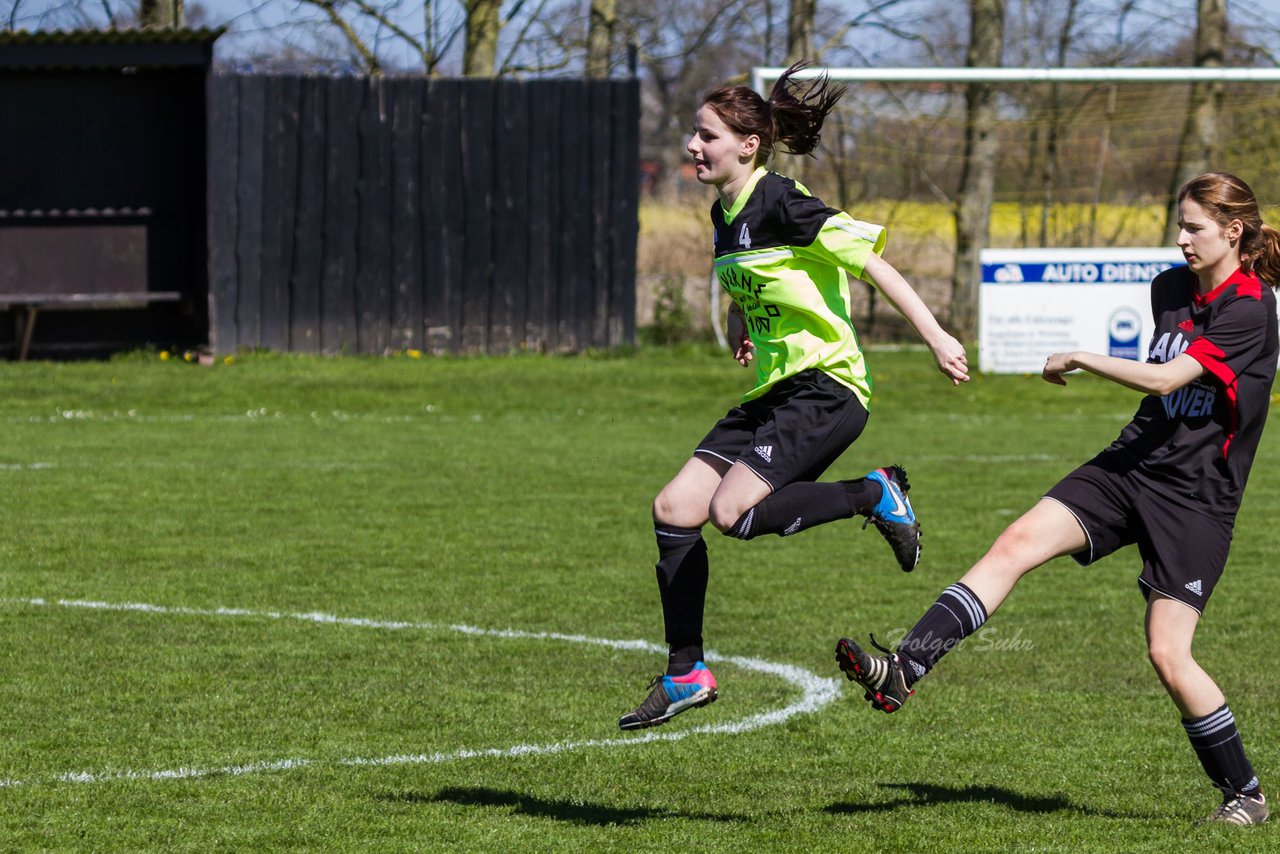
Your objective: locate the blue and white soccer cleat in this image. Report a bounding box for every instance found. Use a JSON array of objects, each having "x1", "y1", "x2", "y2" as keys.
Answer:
[
  {"x1": 862, "y1": 465, "x2": 921, "y2": 572},
  {"x1": 618, "y1": 661, "x2": 718, "y2": 731}
]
